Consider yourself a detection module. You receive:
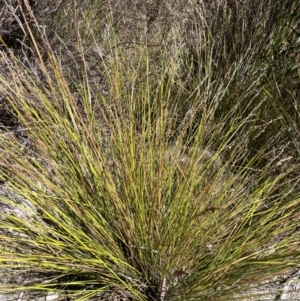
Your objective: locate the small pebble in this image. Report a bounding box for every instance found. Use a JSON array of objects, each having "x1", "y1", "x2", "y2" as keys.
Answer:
[{"x1": 45, "y1": 292, "x2": 59, "y2": 301}]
